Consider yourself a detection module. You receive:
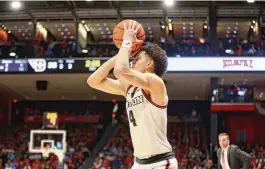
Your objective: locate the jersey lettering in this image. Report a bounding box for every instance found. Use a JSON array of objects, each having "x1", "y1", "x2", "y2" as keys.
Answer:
[{"x1": 129, "y1": 110, "x2": 137, "y2": 126}]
